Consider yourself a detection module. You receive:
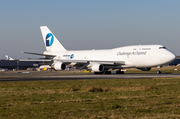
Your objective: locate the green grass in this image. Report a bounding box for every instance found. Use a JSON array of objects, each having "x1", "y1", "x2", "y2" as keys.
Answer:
[
  {"x1": 125, "y1": 66, "x2": 180, "y2": 74},
  {"x1": 1, "y1": 78, "x2": 180, "y2": 119}
]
